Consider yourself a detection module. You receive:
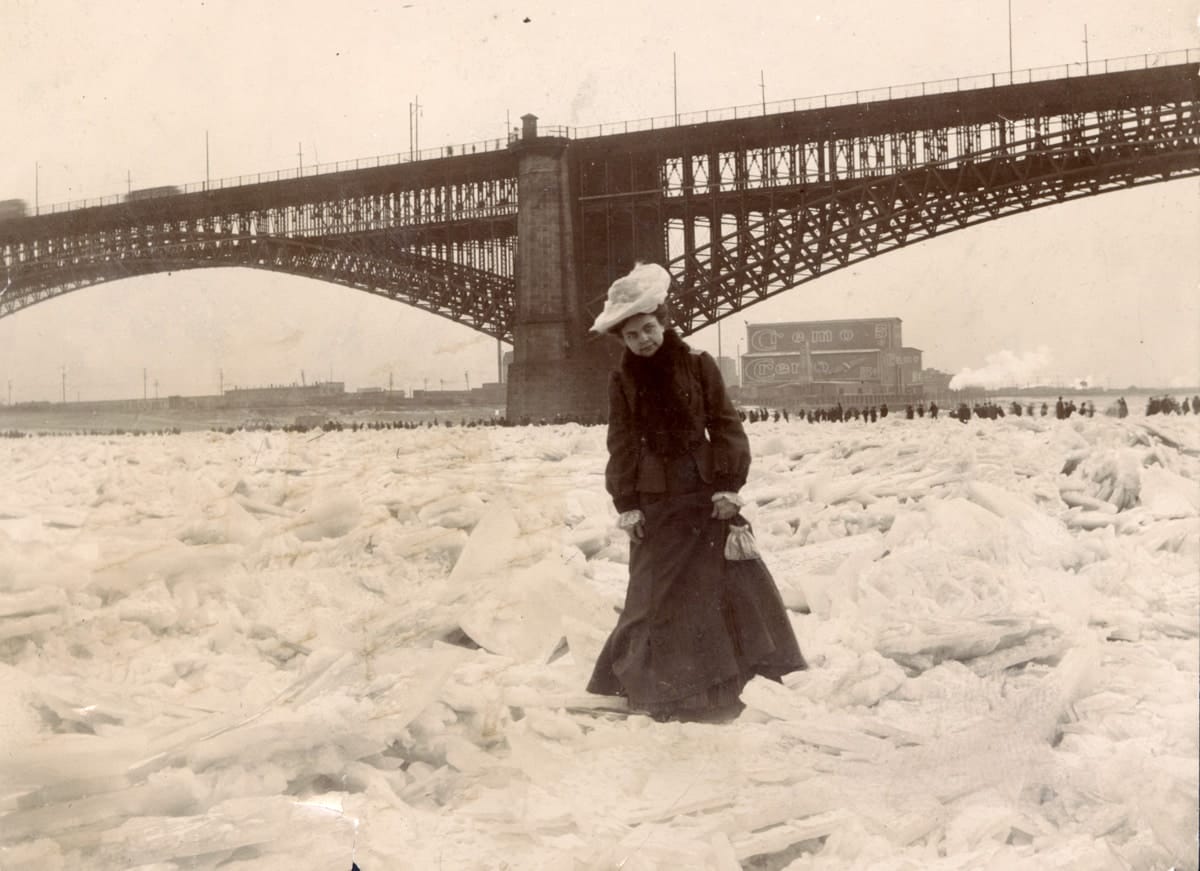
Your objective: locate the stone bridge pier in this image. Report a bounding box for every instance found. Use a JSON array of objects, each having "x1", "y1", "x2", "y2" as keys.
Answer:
[{"x1": 505, "y1": 115, "x2": 661, "y2": 423}]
